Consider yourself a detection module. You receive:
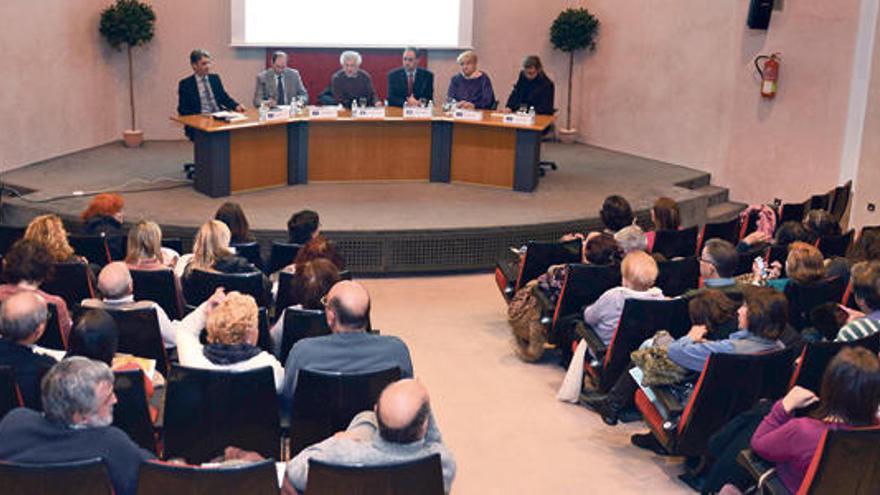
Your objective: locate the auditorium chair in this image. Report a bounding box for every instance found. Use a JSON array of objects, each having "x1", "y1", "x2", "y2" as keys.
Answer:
[
  {"x1": 0, "y1": 458, "x2": 114, "y2": 495},
  {"x1": 35, "y1": 304, "x2": 66, "y2": 351},
  {"x1": 697, "y1": 218, "x2": 740, "y2": 253},
  {"x1": 0, "y1": 224, "x2": 25, "y2": 256},
  {"x1": 184, "y1": 269, "x2": 269, "y2": 308},
  {"x1": 777, "y1": 201, "x2": 808, "y2": 227},
  {"x1": 634, "y1": 347, "x2": 796, "y2": 458},
  {"x1": 68, "y1": 233, "x2": 114, "y2": 266},
  {"x1": 136, "y1": 459, "x2": 279, "y2": 495},
  {"x1": 279, "y1": 308, "x2": 330, "y2": 364},
  {"x1": 130, "y1": 268, "x2": 183, "y2": 320},
  {"x1": 816, "y1": 229, "x2": 854, "y2": 259},
  {"x1": 268, "y1": 241, "x2": 303, "y2": 274},
  {"x1": 103, "y1": 306, "x2": 170, "y2": 375},
  {"x1": 829, "y1": 180, "x2": 852, "y2": 223},
  {"x1": 784, "y1": 277, "x2": 848, "y2": 331},
  {"x1": 767, "y1": 244, "x2": 788, "y2": 274},
  {"x1": 655, "y1": 256, "x2": 700, "y2": 297},
  {"x1": 651, "y1": 225, "x2": 700, "y2": 259},
  {"x1": 289, "y1": 367, "x2": 401, "y2": 457},
  {"x1": 112, "y1": 369, "x2": 156, "y2": 454},
  {"x1": 160, "y1": 237, "x2": 184, "y2": 255},
  {"x1": 788, "y1": 333, "x2": 880, "y2": 393},
  {"x1": 305, "y1": 454, "x2": 444, "y2": 495},
  {"x1": 734, "y1": 247, "x2": 771, "y2": 277},
  {"x1": 809, "y1": 191, "x2": 833, "y2": 212},
  {"x1": 41, "y1": 261, "x2": 95, "y2": 310},
  {"x1": 538, "y1": 109, "x2": 559, "y2": 177},
  {"x1": 163, "y1": 366, "x2": 280, "y2": 464},
  {"x1": 579, "y1": 298, "x2": 691, "y2": 394},
  {"x1": 0, "y1": 366, "x2": 22, "y2": 421},
  {"x1": 738, "y1": 427, "x2": 880, "y2": 495},
  {"x1": 230, "y1": 241, "x2": 264, "y2": 271},
  {"x1": 494, "y1": 239, "x2": 582, "y2": 302}
]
